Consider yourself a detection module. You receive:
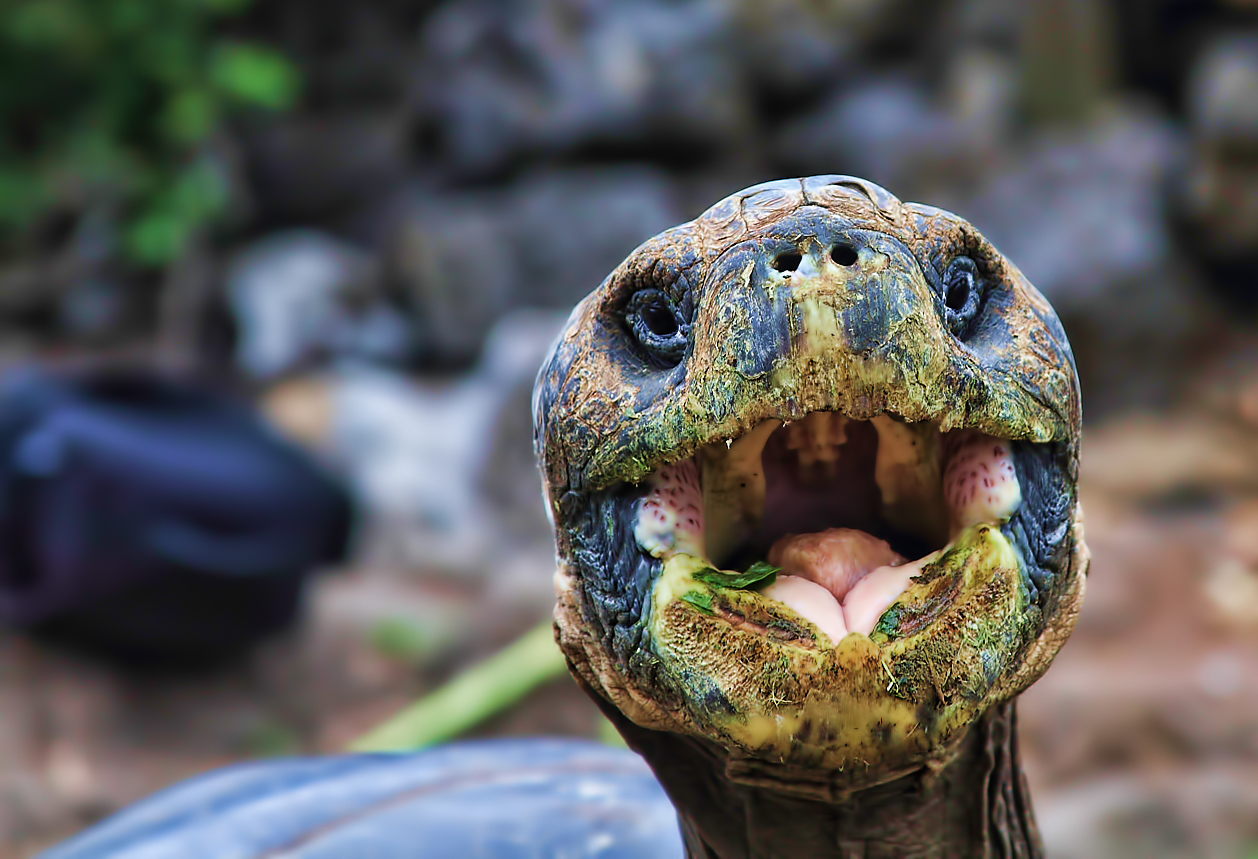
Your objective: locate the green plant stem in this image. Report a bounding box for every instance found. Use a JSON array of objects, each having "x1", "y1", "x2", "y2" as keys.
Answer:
[{"x1": 348, "y1": 619, "x2": 568, "y2": 753}]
